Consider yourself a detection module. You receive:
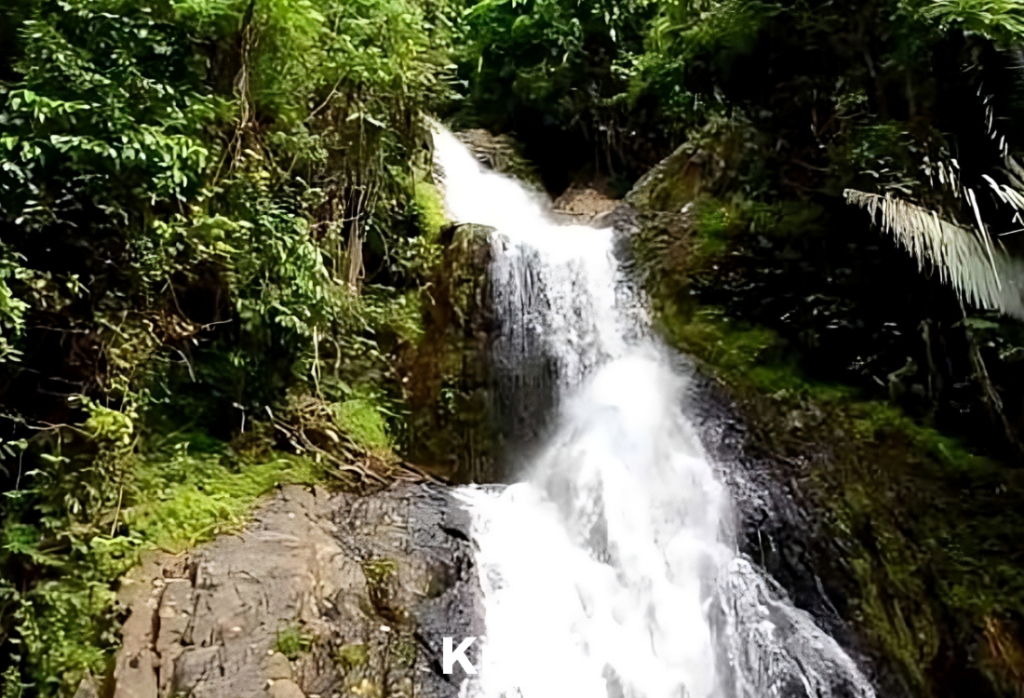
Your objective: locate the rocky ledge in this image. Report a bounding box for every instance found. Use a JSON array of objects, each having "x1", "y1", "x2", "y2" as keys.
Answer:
[{"x1": 109, "y1": 483, "x2": 481, "y2": 698}]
